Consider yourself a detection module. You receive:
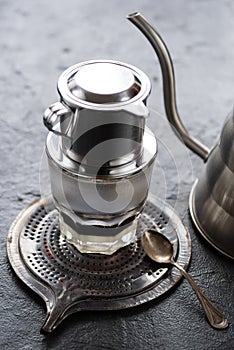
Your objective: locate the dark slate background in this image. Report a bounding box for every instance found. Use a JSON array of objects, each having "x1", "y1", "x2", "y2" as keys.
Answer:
[{"x1": 1, "y1": 0, "x2": 234, "y2": 349}]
